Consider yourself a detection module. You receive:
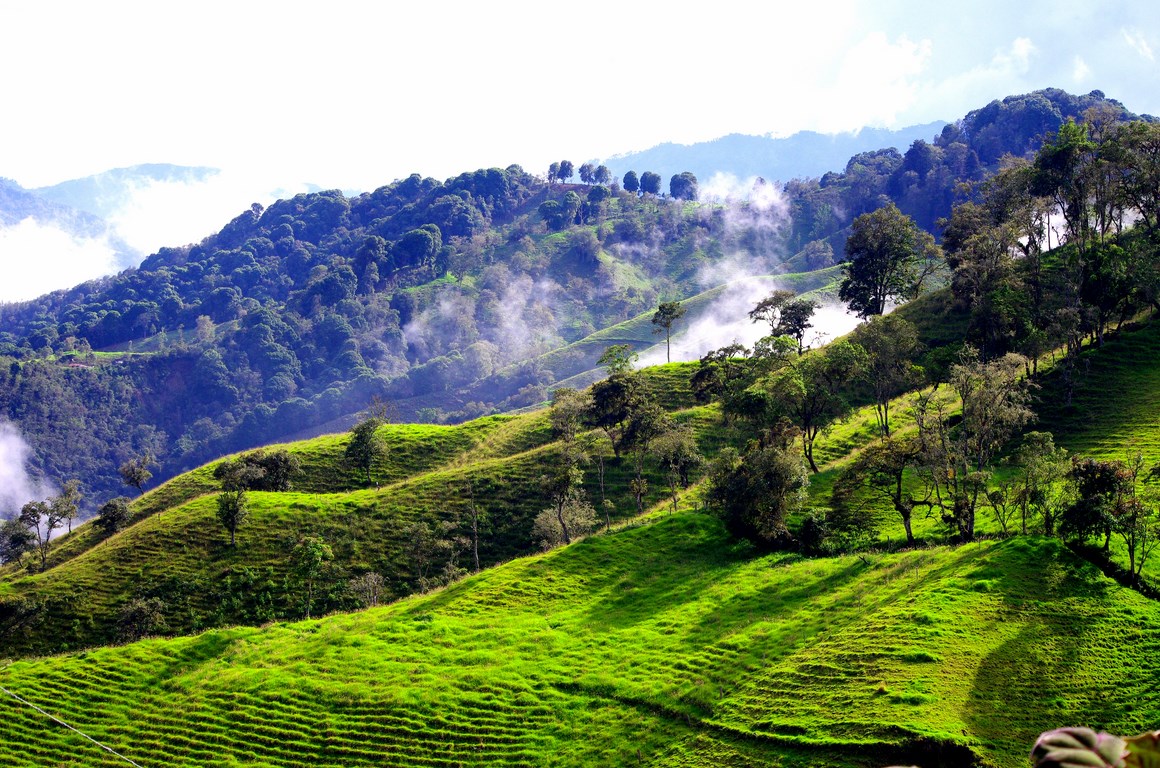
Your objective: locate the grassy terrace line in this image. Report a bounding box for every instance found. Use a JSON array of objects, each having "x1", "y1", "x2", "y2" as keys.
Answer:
[{"x1": 2, "y1": 518, "x2": 1159, "y2": 767}]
